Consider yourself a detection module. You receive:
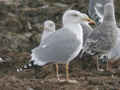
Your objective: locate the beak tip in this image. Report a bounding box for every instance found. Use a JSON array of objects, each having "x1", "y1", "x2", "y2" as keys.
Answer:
[
  {"x1": 89, "y1": 20, "x2": 96, "y2": 25},
  {"x1": 89, "y1": 21, "x2": 96, "y2": 25},
  {"x1": 87, "y1": 18, "x2": 96, "y2": 25}
]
